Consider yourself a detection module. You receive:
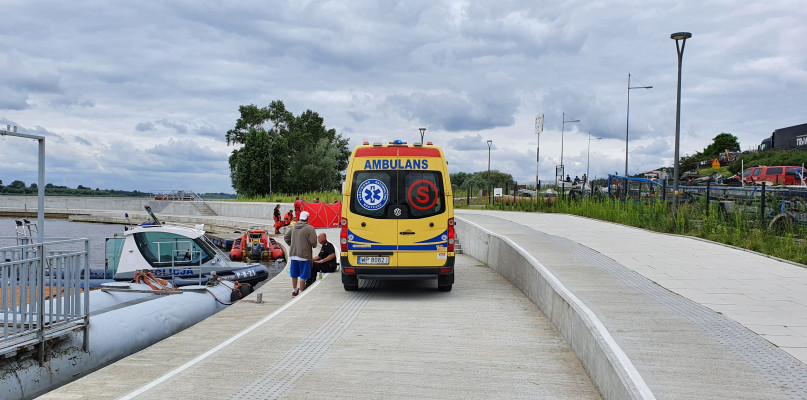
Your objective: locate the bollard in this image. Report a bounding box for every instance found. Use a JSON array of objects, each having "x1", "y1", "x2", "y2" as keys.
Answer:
[{"x1": 256, "y1": 293, "x2": 263, "y2": 304}]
